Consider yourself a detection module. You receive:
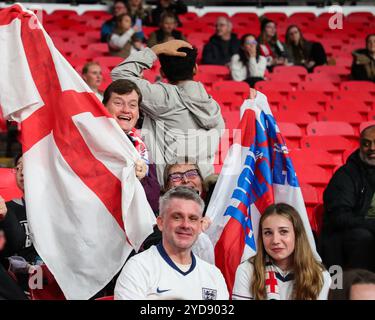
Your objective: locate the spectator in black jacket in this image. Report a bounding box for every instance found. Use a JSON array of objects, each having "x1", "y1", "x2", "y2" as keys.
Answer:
[
  {"x1": 285, "y1": 25, "x2": 327, "y2": 72},
  {"x1": 320, "y1": 125, "x2": 375, "y2": 272},
  {"x1": 151, "y1": 0, "x2": 187, "y2": 27},
  {"x1": 202, "y1": 16, "x2": 240, "y2": 66},
  {"x1": 351, "y1": 34, "x2": 375, "y2": 82}
]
